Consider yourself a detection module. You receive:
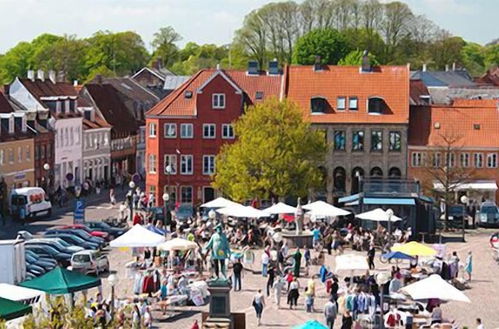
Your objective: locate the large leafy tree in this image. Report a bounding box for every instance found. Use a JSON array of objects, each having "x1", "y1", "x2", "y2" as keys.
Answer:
[
  {"x1": 338, "y1": 49, "x2": 379, "y2": 65},
  {"x1": 213, "y1": 98, "x2": 328, "y2": 201},
  {"x1": 151, "y1": 26, "x2": 182, "y2": 67},
  {"x1": 293, "y1": 28, "x2": 350, "y2": 65}
]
